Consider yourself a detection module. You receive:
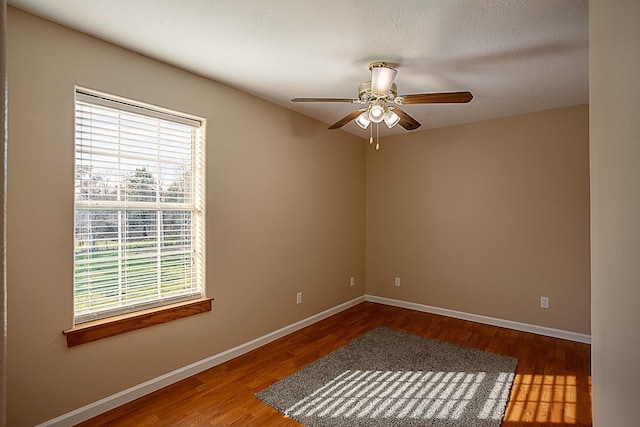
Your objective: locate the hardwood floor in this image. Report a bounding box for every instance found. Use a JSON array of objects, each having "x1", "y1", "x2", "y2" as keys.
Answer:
[{"x1": 76, "y1": 302, "x2": 592, "y2": 426}]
